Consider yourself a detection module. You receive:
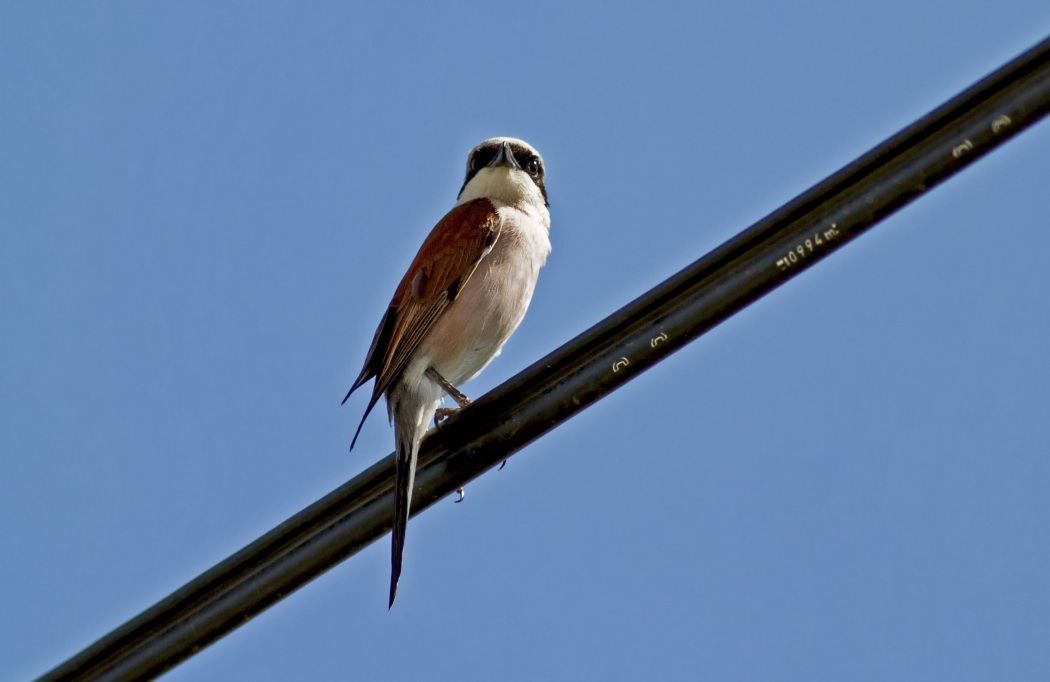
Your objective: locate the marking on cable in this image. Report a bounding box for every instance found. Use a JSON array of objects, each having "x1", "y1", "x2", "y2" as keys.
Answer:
[
  {"x1": 612, "y1": 357, "x2": 629, "y2": 372},
  {"x1": 650, "y1": 333, "x2": 668, "y2": 348},
  {"x1": 992, "y1": 115, "x2": 1012, "y2": 134},
  {"x1": 775, "y1": 223, "x2": 841, "y2": 272},
  {"x1": 952, "y1": 140, "x2": 974, "y2": 158}
]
